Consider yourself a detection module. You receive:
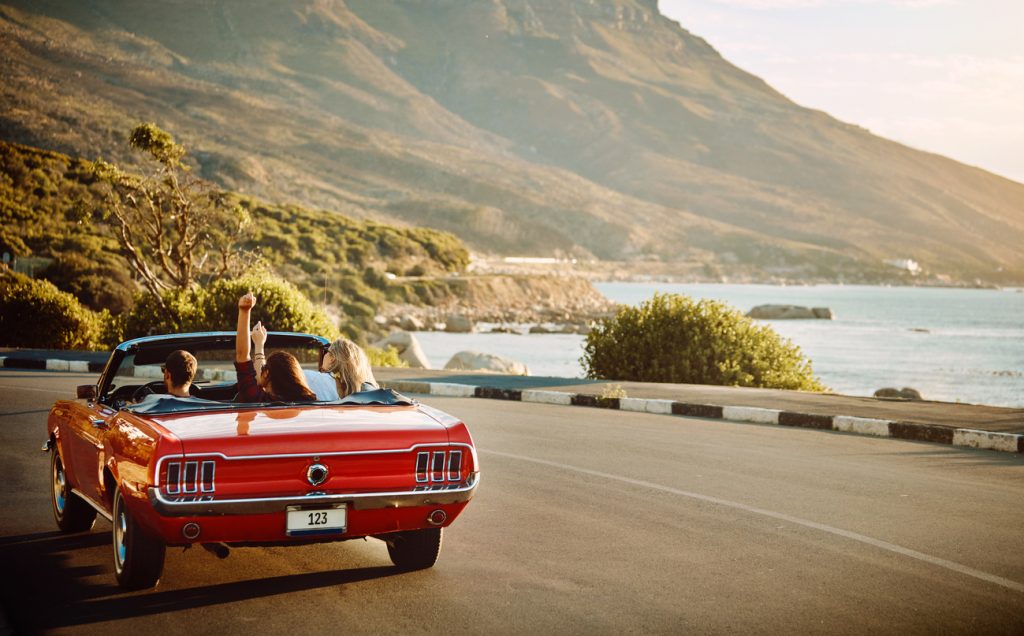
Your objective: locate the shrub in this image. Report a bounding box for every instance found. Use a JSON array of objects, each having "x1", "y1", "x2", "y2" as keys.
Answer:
[
  {"x1": 121, "y1": 288, "x2": 204, "y2": 340},
  {"x1": 198, "y1": 274, "x2": 339, "y2": 340},
  {"x1": 581, "y1": 293, "x2": 825, "y2": 391},
  {"x1": 41, "y1": 252, "x2": 136, "y2": 314},
  {"x1": 365, "y1": 345, "x2": 407, "y2": 368},
  {"x1": 0, "y1": 270, "x2": 103, "y2": 349},
  {"x1": 121, "y1": 273, "x2": 339, "y2": 341}
]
